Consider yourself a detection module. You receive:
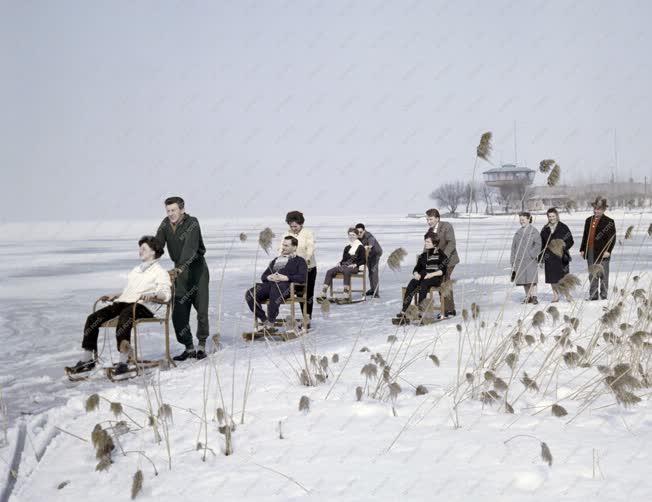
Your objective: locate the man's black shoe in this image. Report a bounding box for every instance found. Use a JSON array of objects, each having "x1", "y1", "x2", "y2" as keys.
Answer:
[
  {"x1": 66, "y1": 359, "x2": 95, "y2": 374},
  {"x1": 113, "y1": 362, "x2": 130, "y2": 376},
  {"x1": 445, "y1": 310, "x2": 456, "y2": 318},
  {"x1": 173, "y1": 350, "x2": 196, "y2": 361},
  {"x1": 196, "y1": 350, "x2": 207, "y2": 360}
]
